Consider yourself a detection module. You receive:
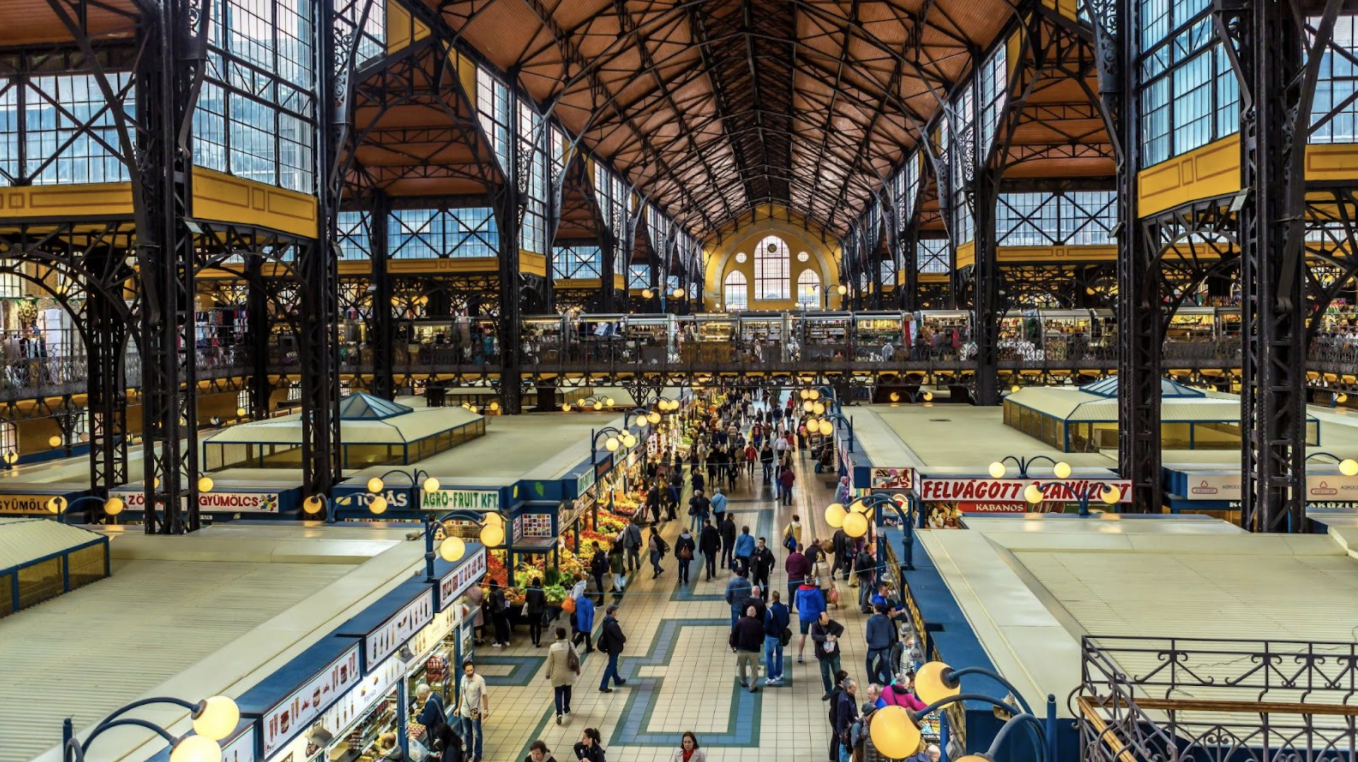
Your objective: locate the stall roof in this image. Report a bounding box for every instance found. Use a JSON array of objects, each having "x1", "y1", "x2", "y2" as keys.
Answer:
[
  {"x1": 203, "y1": 397, "x2": 481, "y2": 446},
  {"x1": 12, "y1": 524, "x2": 427, "y2": 762},
  {"x1": 0, "y1": 517, "x2": 103, "y2": 570},
  {"x1": 917, "y1": 515, "x2": 1358, "y2": 717},
  {"x1": 346, "y1": 412, "x2": 617, "y2": 487},
  {"x1": 1006, "y1": 379, "x2": 1279, "y2": 424}
]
